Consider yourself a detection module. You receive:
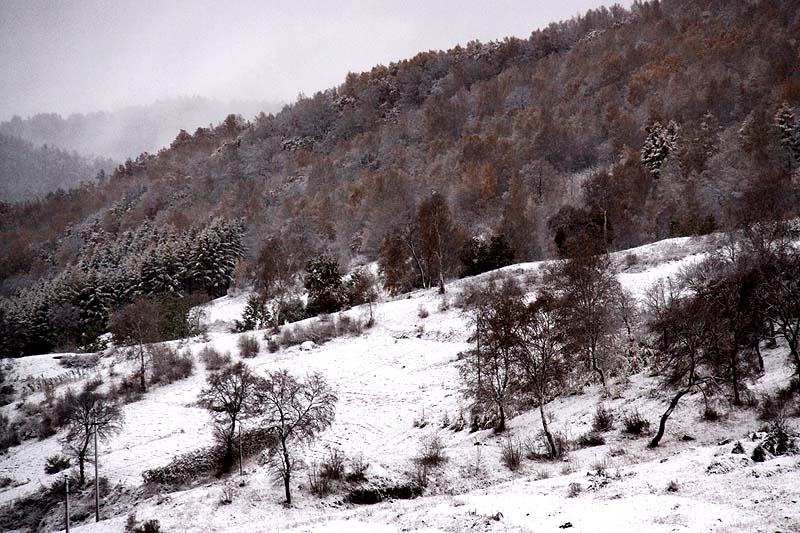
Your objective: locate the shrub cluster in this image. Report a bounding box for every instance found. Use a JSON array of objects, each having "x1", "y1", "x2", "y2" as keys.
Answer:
[
  {"x1": 44, "y1": 454, "x2": 71, "y2": 474},
  {"x1": 199, "y1": 346, "x2": 231, "y2": 371},
  {"x1": 276, "y1": 314, "x2": 364, "y2": 349},
  {"x1": 142, "y1": 427, "x2": 275, "y2": 486},
  {"x1": 592, "y1": 404, "x2": 614, "y2": 432},
  {"x1": 622, "y1": 410, "x2": 650, "y2": 435},
  {"x1": 237, "y1": 334, "x2": 261, "y2": 358},
  {"x1": 149, "y1": 345, "x2": 194, "y2": 385}
]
